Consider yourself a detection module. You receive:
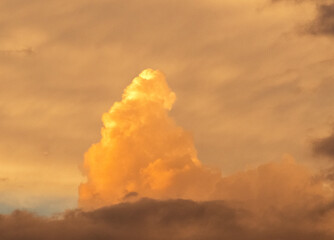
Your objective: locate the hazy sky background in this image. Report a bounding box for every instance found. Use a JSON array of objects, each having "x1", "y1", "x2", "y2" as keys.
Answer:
[{"x1": 1, "y1": 0, "x2": 334, "y2": 215}]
